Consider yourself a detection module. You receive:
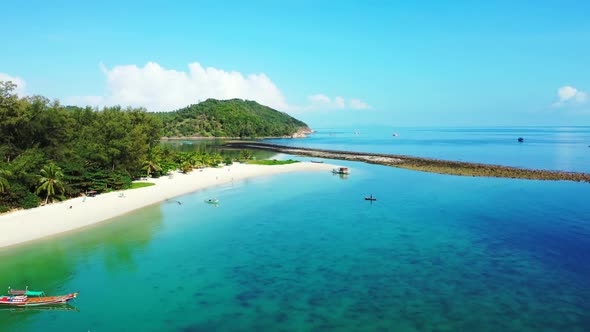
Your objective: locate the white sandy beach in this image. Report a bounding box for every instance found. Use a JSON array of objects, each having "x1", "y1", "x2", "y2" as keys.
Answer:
[{"x1": 0, "y1": 162, "x2": 336, "y2": 249}]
